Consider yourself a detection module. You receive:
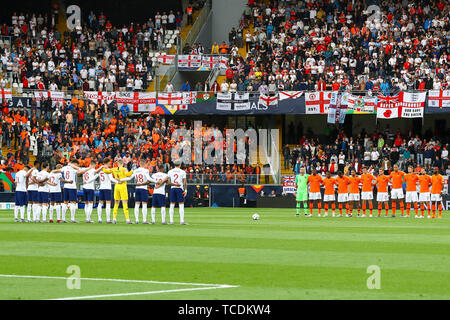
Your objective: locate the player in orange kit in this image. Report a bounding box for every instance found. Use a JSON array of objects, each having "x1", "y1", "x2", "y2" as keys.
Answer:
[
  {"x1": 322, "y1": 171, "x2": 337, "y2": 217},
  {"x1": 418, "y1": 168, "x2": 432, "y2": 218},
  {"x1": 307, "y1": 169, "x2": 323, "y2": 217},
  {"x1": 348, "y1": 169, "x2": 361, "y2": 217},
  {"x1": 389, "y1": 164, "x2": 405, "y2": 217},
  {"x1": 430, "y1": 167, "x2": 444, "y2": 219},
  {"x1": 336, "y1": 171, "x2": 350, "y2": 217},
  {"x1": 361, "y1": 167, "x2": 376, "y2": 217},
  {"x1": 376, "y1": 168, "x2": 390, "y2": 217},
  {"x1": 404, "y1": 166, "x2": 419, "y2": 218}
]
